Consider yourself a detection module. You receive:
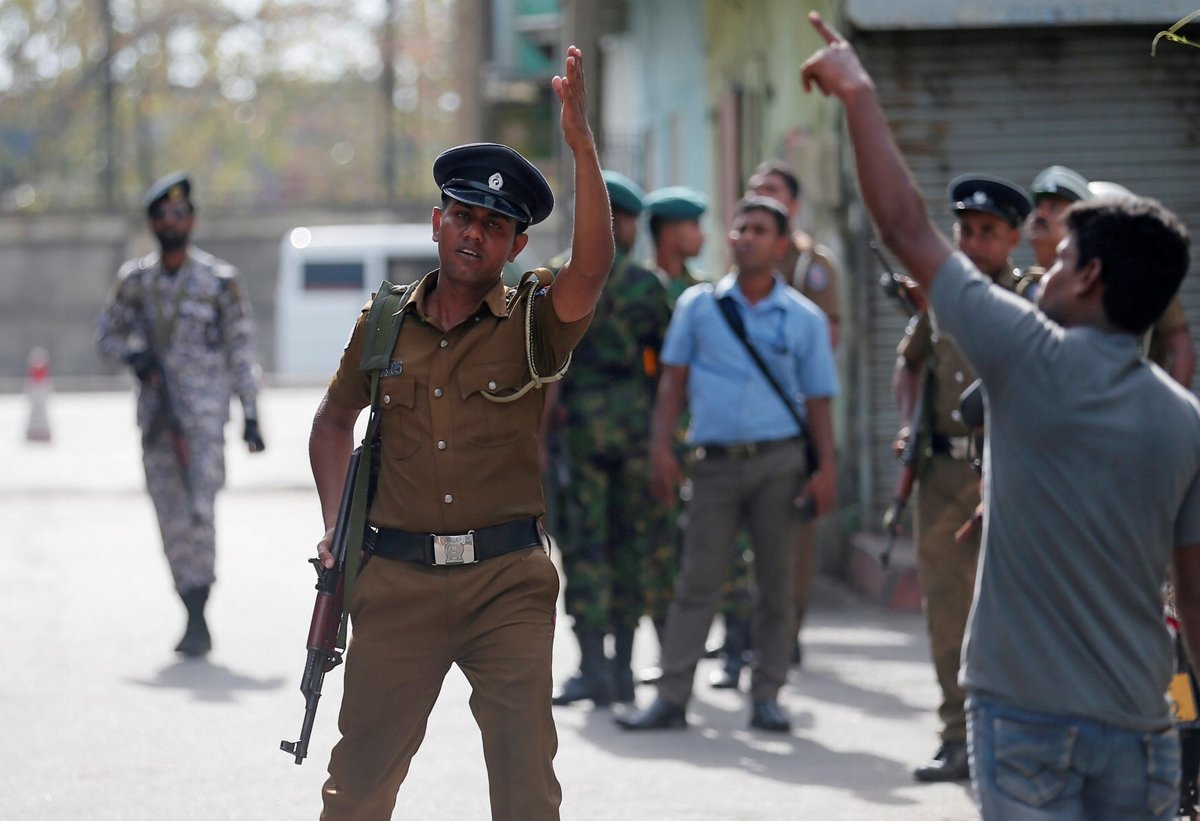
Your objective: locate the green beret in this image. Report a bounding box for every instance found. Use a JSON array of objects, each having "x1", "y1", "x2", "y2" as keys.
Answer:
[
  {"x1": 603, "y1": 170, "x2": 645, "y2": 215},
  {"x1": 644, "y1": 186, "x2": 708, "y2": 221}
]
